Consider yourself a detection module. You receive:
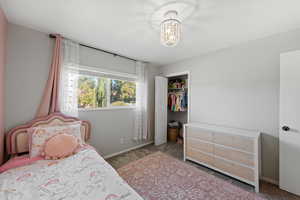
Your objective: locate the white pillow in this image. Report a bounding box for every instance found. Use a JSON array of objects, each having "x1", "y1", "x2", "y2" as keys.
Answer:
[{"x1": 28, "y1": 123, "x2": 83, "y2": 158}]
